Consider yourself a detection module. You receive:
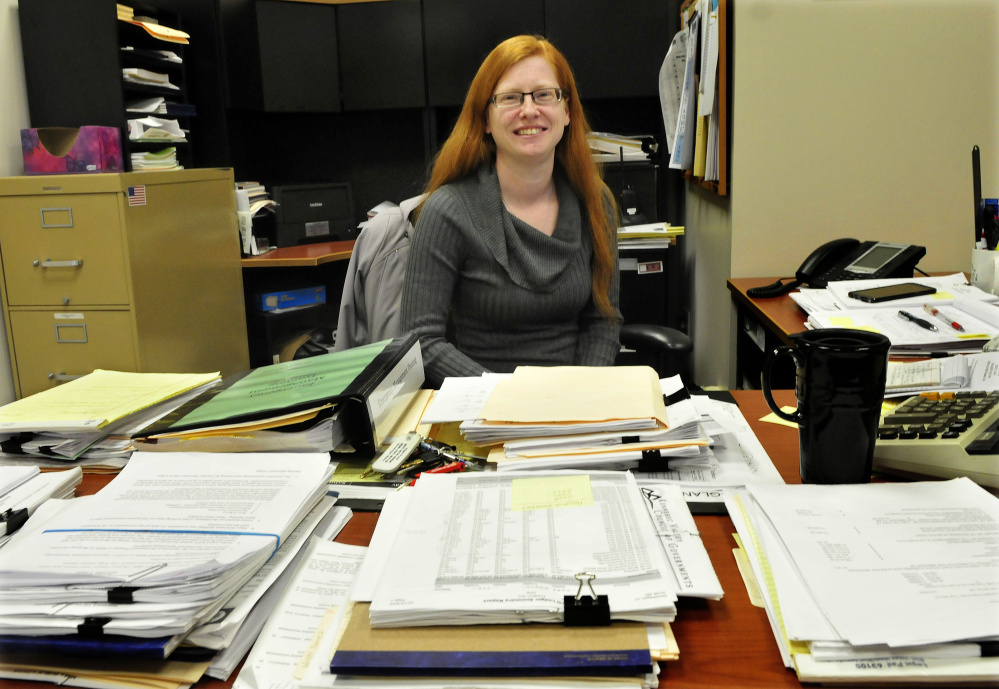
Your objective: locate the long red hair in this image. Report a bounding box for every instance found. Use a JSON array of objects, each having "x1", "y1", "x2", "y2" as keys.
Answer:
[{"x1": 421, "y1": 35, "x2": 618, "y2": 318}]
